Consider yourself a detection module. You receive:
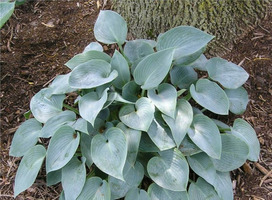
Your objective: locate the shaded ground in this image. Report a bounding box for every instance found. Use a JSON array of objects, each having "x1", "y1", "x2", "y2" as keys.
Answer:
[{"x1": 0, "y1": 1, "x2": 271, "y2": 199}]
